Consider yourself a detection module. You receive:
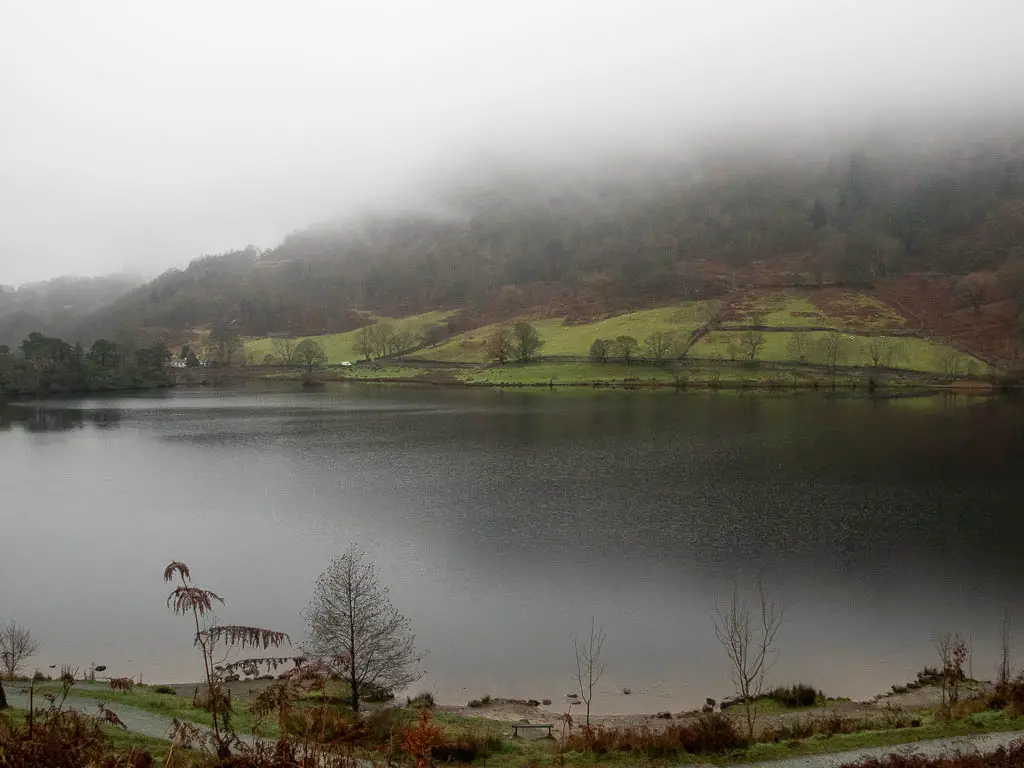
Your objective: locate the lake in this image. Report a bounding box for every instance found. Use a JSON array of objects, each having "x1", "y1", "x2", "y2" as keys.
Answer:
[{"x1": 2, "y1": 384, "x2": 1023, "y2": 714}]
